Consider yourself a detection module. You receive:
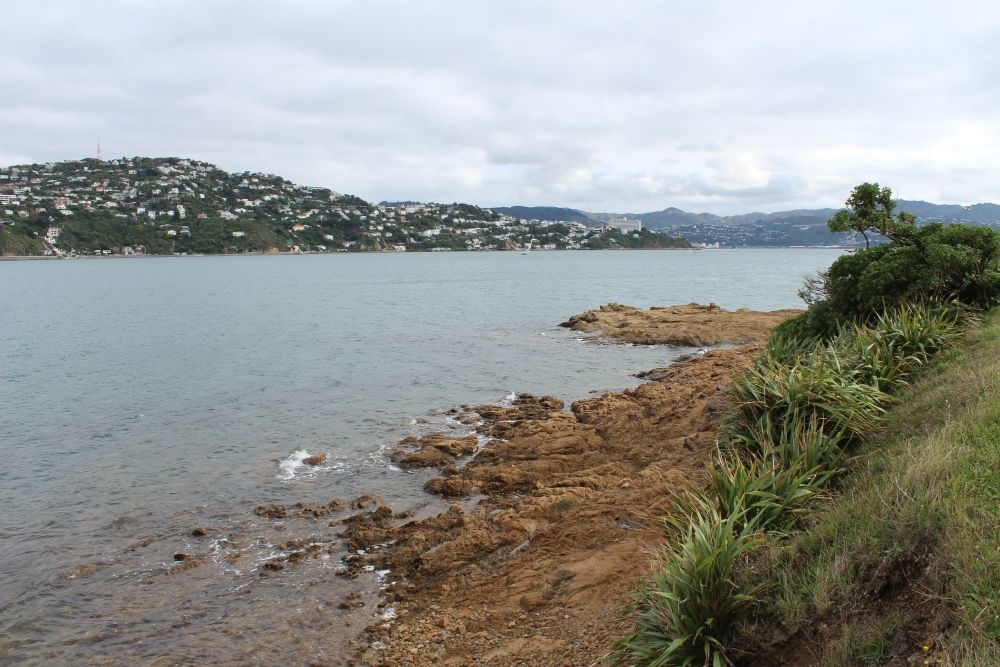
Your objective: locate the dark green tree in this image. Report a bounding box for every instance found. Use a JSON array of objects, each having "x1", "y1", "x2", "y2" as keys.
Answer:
[{"x1": 827, "y1": 182, "x2": 916, "y2": 248}]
